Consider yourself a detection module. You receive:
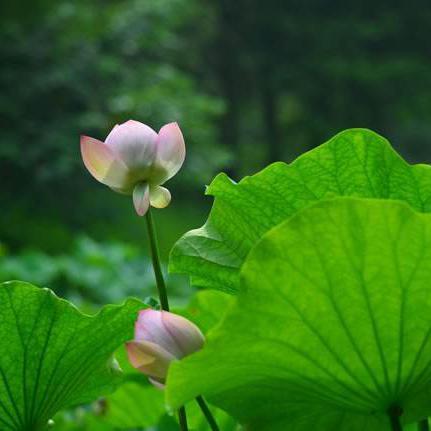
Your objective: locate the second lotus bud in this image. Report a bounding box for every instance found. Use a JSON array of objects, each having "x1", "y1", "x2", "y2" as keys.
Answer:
[{"x1": 126, "y1": 309, "x2": 205, "y2": 387}]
